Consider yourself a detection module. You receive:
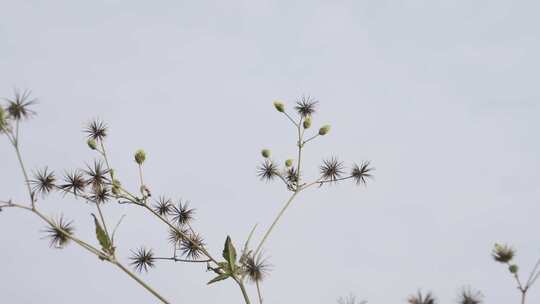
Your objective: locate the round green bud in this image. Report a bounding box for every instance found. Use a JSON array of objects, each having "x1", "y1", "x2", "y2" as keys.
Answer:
[
  {"x1": 318, "y1": 124, "x2": 331, "y2": 136},
  {"x1": 261, "y1": 149, "x2": 271, "y2": 158},
  {"x1": 273, "y1": 101, "x2": 285, "y2": 113},
  {"x1": 134, "y1": 149, "x2": 147, "y2": 165},
  {"x1": 509, "y1": 264, "x2": 519, "y2": 274},
  {"x1": 285, "y1": 159, "x2": 293, "y2": 167},
  {"x1": 303, "y1": 116, "x2": 312, "y2": 129},
  {"x1": 87, "y1": 139, "x2": 97, "y2": 150}
]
